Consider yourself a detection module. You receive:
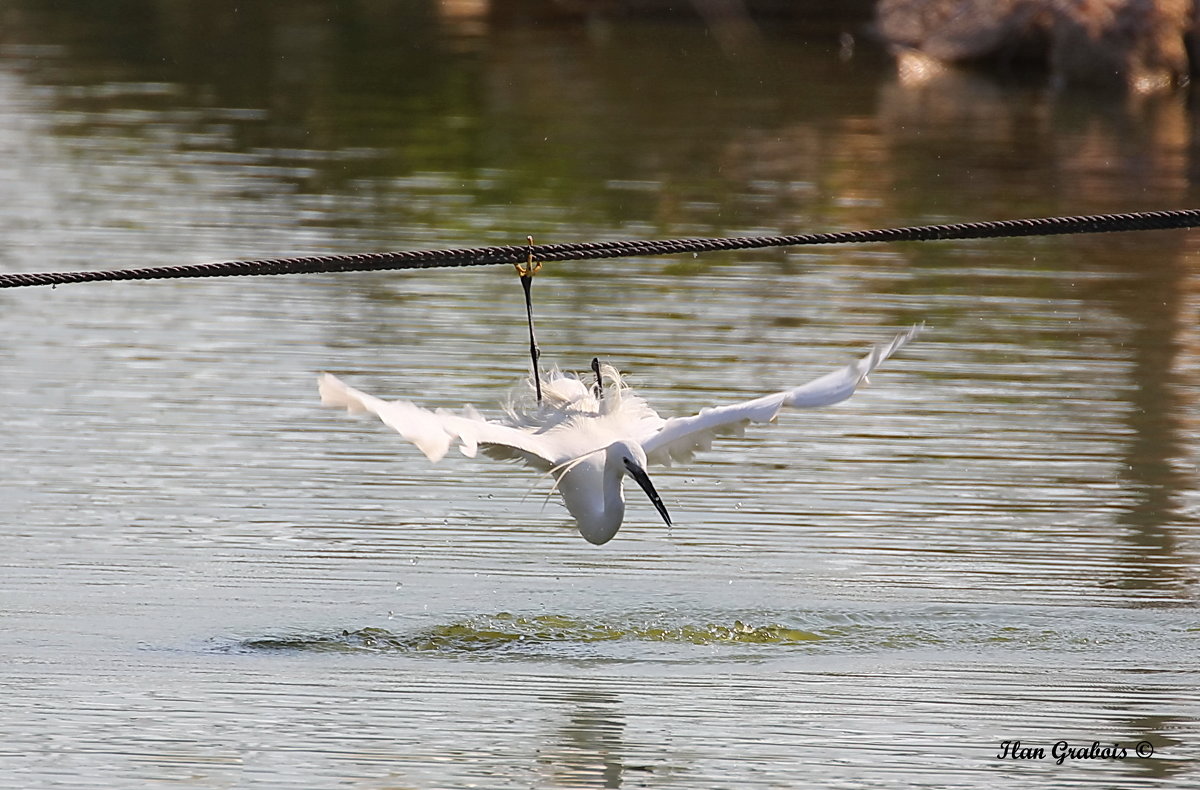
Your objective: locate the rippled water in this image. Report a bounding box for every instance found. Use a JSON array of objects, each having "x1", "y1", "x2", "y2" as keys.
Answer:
[{"x1": 3, "y1": 4, "x2": 1200, "y2": 788}]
